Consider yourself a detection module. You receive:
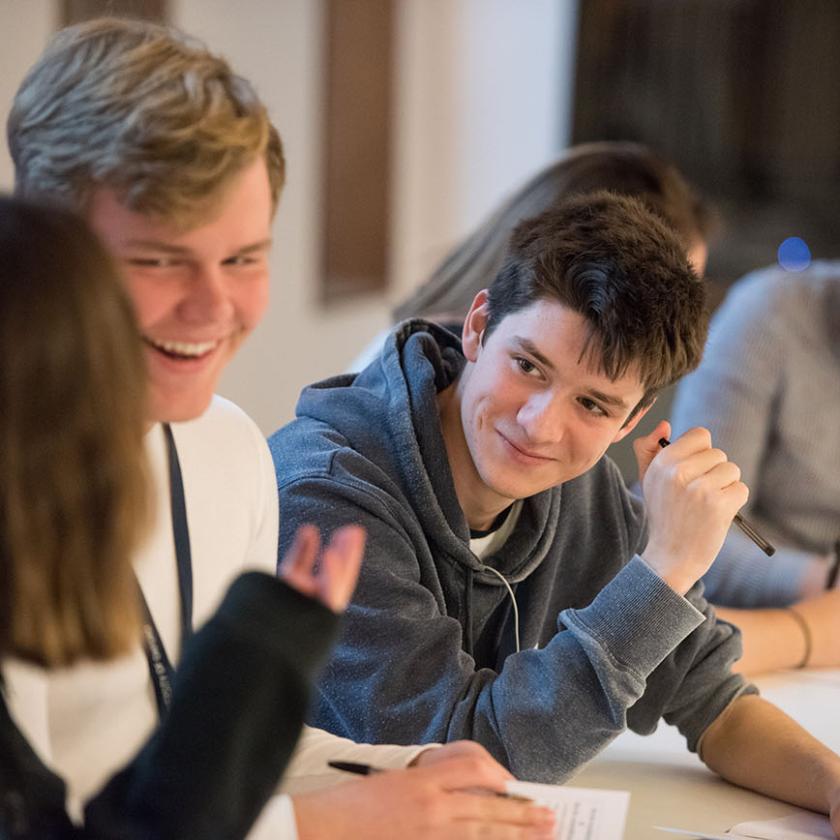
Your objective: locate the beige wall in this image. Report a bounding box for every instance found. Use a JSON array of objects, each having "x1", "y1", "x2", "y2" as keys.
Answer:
[
  {"x1": 1, "y1": 0, "x2": 576, "y2": 434},
  {"x1": 0, "y1": 1, "x2": 54, "y2": 190}
]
